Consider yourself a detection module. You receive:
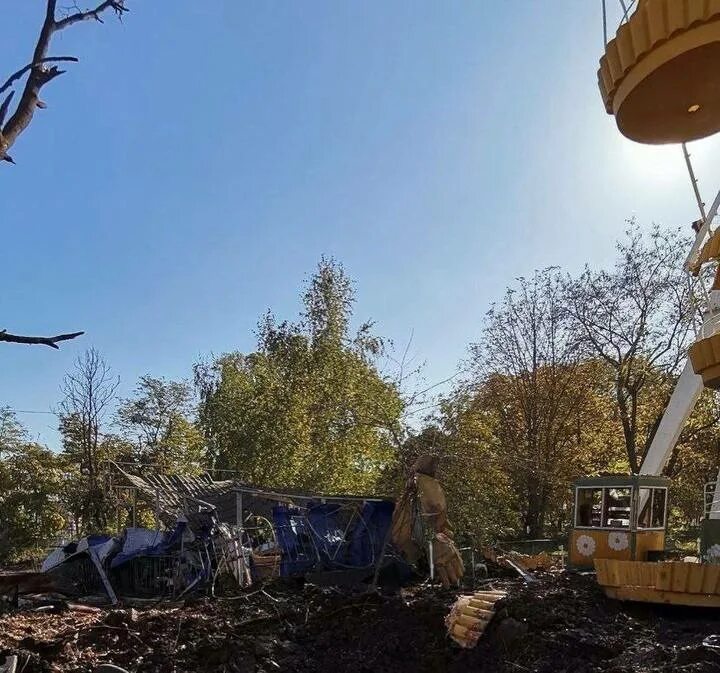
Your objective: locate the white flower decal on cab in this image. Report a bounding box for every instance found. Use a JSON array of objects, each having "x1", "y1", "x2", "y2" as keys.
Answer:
[
  {"x1": 576, "y1": 534, "x2": 596, "y2": 557},
  {"x1": 608, "y1": 531, "x2": 629, "y2": 551}
]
